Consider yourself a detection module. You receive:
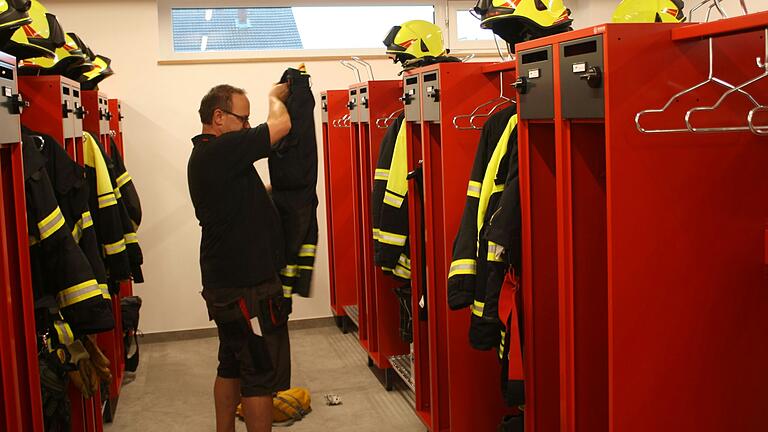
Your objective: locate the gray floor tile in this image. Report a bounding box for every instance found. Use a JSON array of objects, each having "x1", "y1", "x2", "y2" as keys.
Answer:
[{"x1": 104, "y1": 325, "x2": 425, "y2": 431}]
